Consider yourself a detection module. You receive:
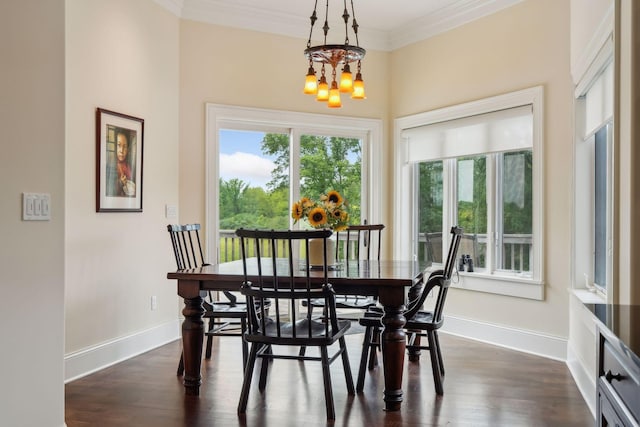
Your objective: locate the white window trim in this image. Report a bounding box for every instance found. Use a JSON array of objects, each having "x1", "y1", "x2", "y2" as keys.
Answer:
[
  {"x1": 571, "y1": 7, "x2": 618, "y2": 302},
  {"x1": 205, "y1": 103, "x2": 383, "y2": 261},
  {"x1": 394, "y1": 86, "x2": 544, "y2": 300}
]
